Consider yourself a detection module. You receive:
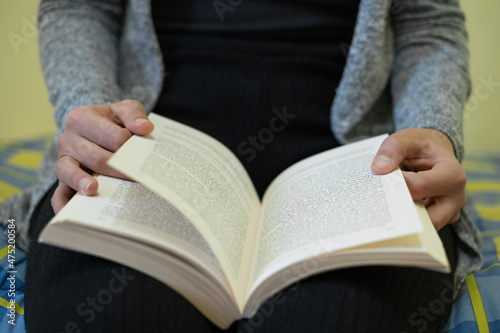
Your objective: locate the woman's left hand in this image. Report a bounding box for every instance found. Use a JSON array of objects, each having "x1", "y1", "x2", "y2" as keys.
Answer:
[{"x1": 371, "y1": 128, "x2": 467, "y2": 230}]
